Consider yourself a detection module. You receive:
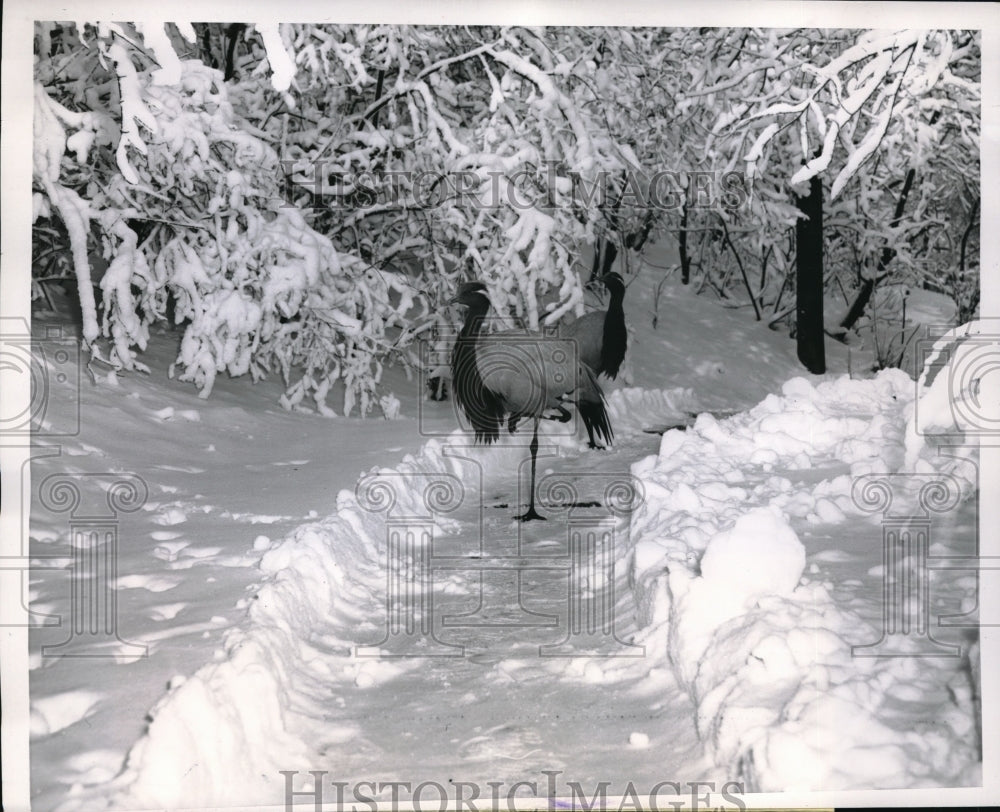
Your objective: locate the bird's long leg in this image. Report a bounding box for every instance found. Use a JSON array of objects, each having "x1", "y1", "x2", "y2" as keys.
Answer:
[{"x1": 516, "y1": 417, "x2": 546, "y2": 522}]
